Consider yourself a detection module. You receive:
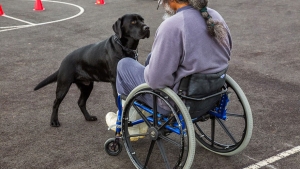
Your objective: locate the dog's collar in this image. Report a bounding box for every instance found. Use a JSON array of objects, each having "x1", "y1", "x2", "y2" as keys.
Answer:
[{"x1": 113, "y1": 35, "x2": 138, "y2": 60}]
